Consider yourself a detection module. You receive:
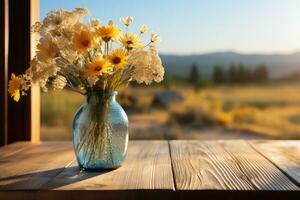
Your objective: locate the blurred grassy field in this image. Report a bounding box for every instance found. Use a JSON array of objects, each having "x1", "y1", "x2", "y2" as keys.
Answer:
[
  {"x1": 41, "y1": 91, "x2": 84, "y2": 140},
  {"x1": 169, "y1": 83, "x2": 300, "y2": 139},
  {"x1": 41, "y1": 82, "x2": 300, "y2": 140}
]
